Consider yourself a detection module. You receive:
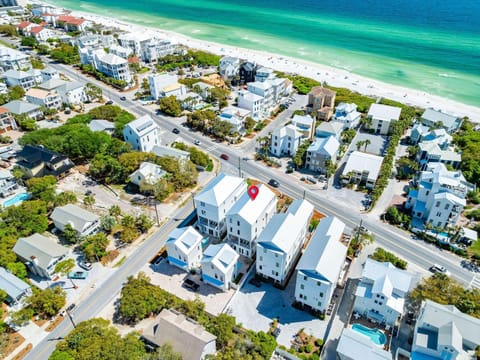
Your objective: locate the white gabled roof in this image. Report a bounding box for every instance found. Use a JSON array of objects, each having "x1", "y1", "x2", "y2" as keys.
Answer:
[
  {"x1": 292, "y1": 114, "x2": 314, "y2": 127},
  {"x1": 337, "y1": 328, "x2": 392, "y2": 360},
  {"x1": 50, "y1": 204, "x2": 99, "y2": 232},
  {"x1": 167, "y1": 226, "x2": 203, "y2": 254},
  {"x1": 238, "y1": 90, "x2": 263, "y2": 102},
  {"x1": 129, "y1": 161, "x2": 166, "y2": 185},
  {"x1": 272, "y1": 124, "x2": 303, "y2": 140},
  {"x1": 124, "y1": 115, "x2": 159, "y2": 137},
  {"x1": 418, "y1": 300, "x2": 480, "y2": 349},
  {"x1": 226, "y1": 184, "x2": 276, "y2": 225},
  {"x1": 308, "y1": 136, "x2": 340, "y2": 157},
  {"x1": 257, "y1": 199, "x2": 314, "y2": 254},
  {"x1": 296, "y1": 216, "x2": 347, "y2": 283},
  {"x1": 194, "y1": 173, "x2": 245, "y2": 207},
  {"x1": 202, "y1": 243, "x2": 238, "y2": 271}
]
